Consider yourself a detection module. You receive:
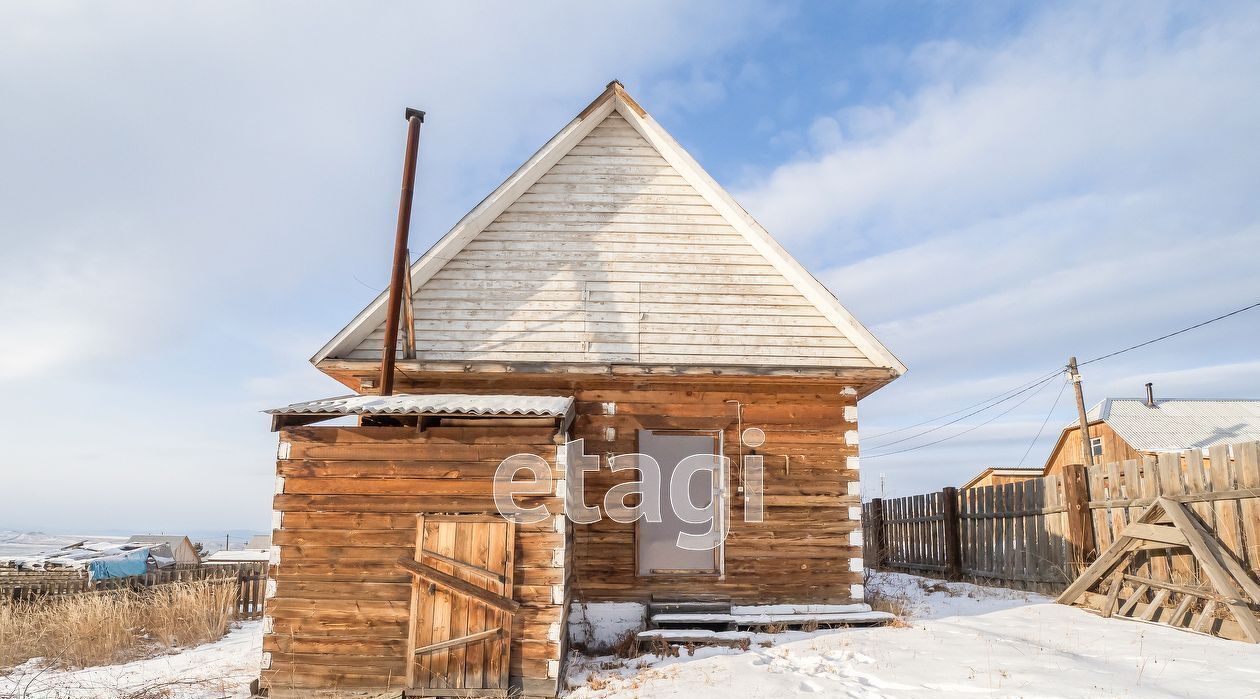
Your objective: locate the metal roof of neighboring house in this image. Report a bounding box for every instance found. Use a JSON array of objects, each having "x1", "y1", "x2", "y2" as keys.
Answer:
[
  {"x1": 1072, "y1": 399, "x2": 1260, "y2": 452},
  {"x1": 127, "y1": 535, "x2": 191, "y2": 547},
  {"x1": 267, "y1": 393, "x2": 574, "y2": 418},
  {"x1": 205, "y1": 549, "x2": 270, "y2": 563}
]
